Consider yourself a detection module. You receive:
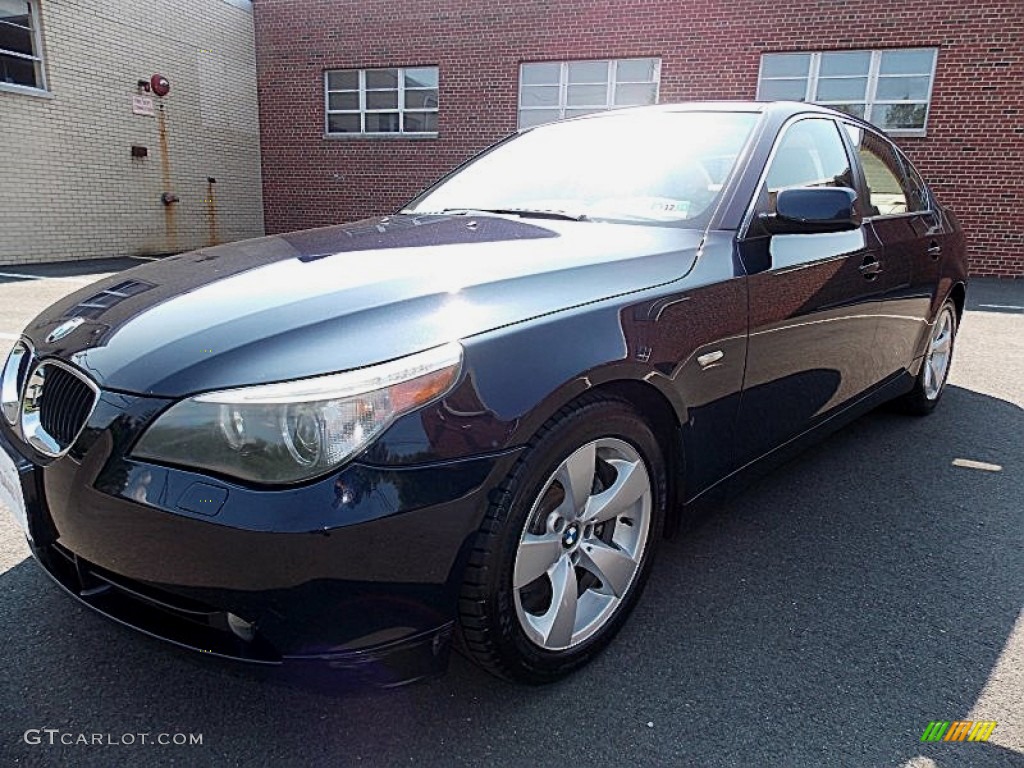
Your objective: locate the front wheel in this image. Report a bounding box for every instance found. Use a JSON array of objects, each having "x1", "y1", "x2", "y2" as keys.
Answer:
[
  {"x1": 899, "y1": 299, "x2": 958, "y2": 415},
  {"x1": 457, "y1": 397, "x2": 667, "y2": 683}
]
